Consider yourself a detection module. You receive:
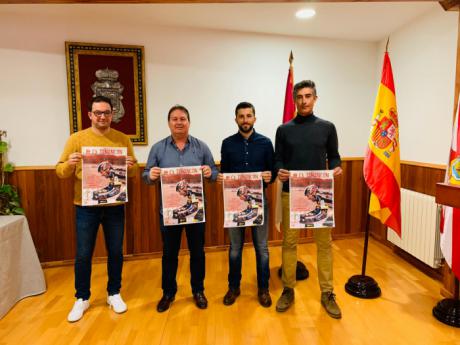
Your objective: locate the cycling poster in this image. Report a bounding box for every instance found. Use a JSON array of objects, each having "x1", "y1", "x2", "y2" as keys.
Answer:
[
  {"x1": 289, "y1": 170, "x2": 335, "y2": 229},
  {"x1": 161, "y1": 166, "x2": 205, "y2": 226},
  {"x1": 223, "y1": 172, "x2": 264, "y2": 228},
  {"x1": 81, "y1": 146, "x2": 127, "y2": 206}
]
